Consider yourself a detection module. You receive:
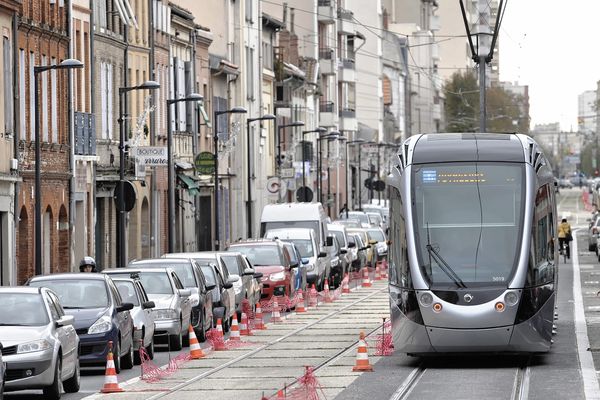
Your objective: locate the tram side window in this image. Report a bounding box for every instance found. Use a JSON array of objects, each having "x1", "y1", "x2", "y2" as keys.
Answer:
[
  {"x1": 527, "y1": 184, "x2": 554, "y2": 286},
  {"x1": 389, "y1": 187, "x2": 411, "y2": 287}
]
